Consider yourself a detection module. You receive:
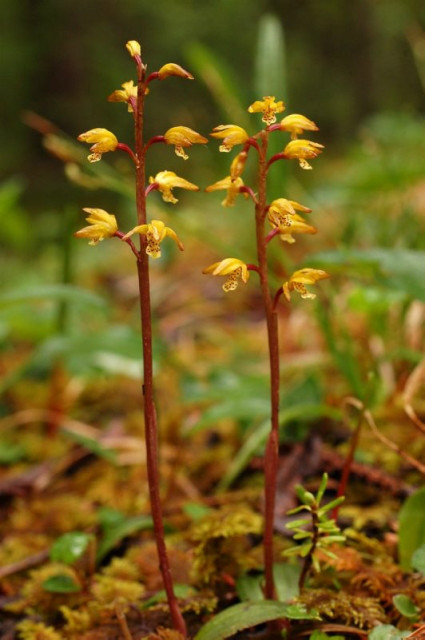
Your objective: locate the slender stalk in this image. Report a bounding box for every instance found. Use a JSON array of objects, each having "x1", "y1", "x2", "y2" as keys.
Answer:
[
  {"x1": 254, "y1": 130, "x2": 281, "y2": 600},
  {"x1": 134, "y1": 65, "x2": 187, "y2": 638}
]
